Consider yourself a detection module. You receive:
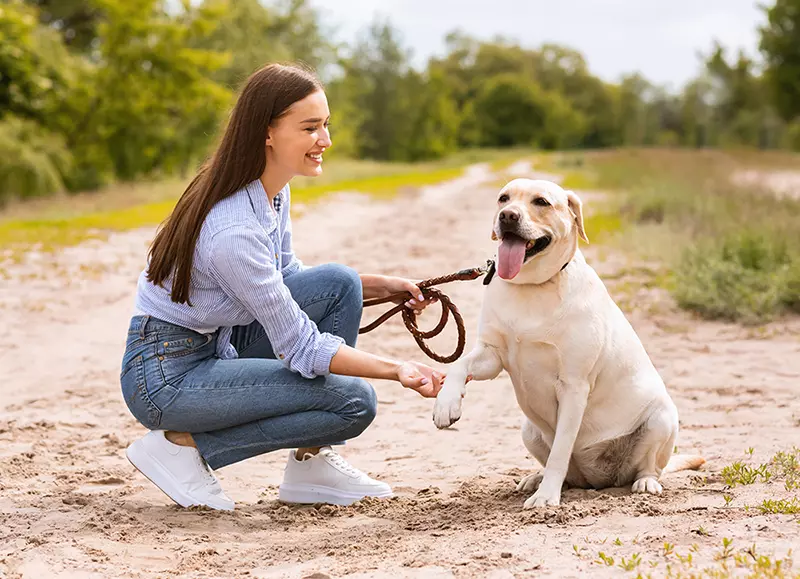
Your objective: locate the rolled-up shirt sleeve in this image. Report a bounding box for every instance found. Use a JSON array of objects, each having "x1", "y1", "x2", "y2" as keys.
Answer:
[{"x1": 207, "y1": 226, "x2": 343, "y2": 378}]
